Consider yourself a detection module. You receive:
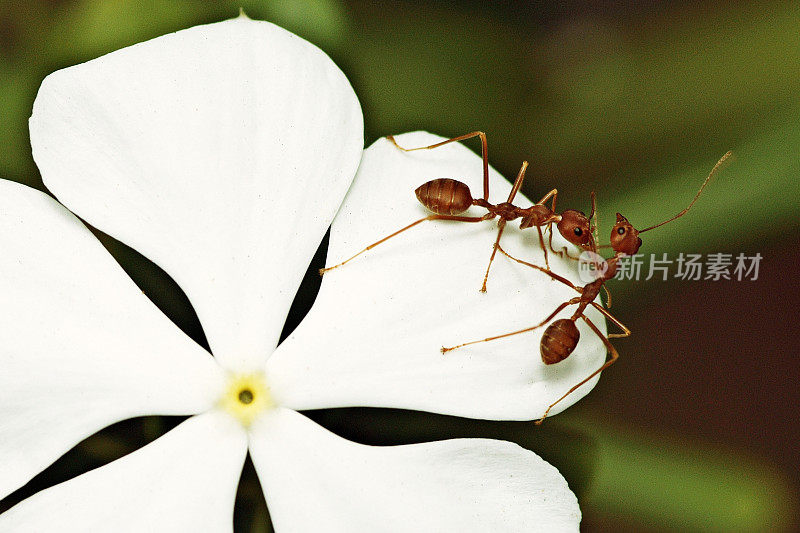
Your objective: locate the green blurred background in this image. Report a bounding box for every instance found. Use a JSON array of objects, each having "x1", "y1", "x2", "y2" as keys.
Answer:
[{"x1": 1, "y1": 1, "x2": 798, "y2": 531}]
